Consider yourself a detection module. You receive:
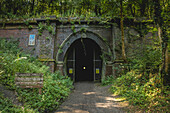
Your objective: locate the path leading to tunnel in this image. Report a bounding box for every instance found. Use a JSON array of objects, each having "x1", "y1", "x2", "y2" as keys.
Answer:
[{"x1": 55, "y1": 82, "x2": 127, "y2": 113}]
